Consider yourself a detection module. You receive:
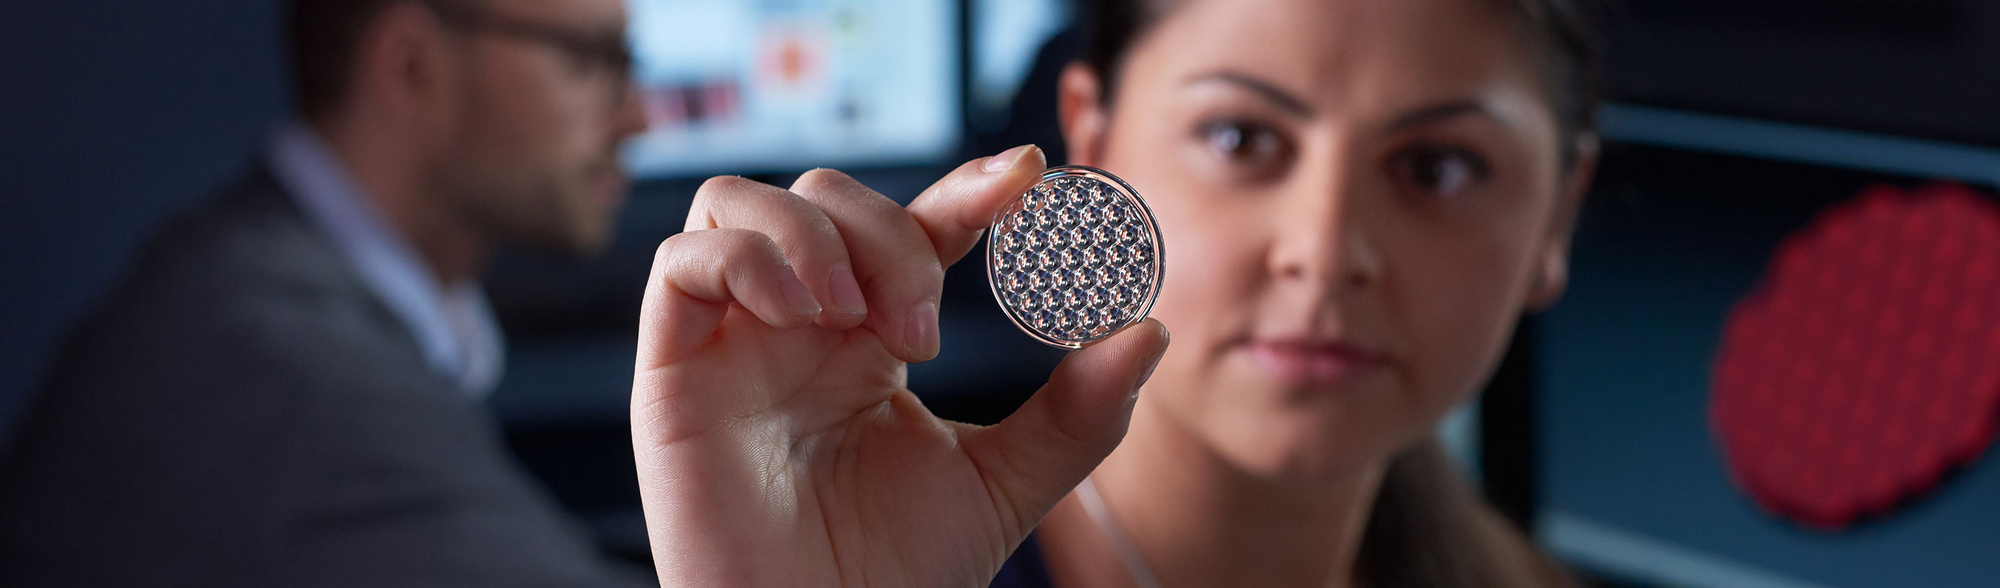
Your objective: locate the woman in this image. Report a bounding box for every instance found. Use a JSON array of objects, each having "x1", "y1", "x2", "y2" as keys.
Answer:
[{"x1": 628, "y1": 0, "x2": 1600, "y2": 585}]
